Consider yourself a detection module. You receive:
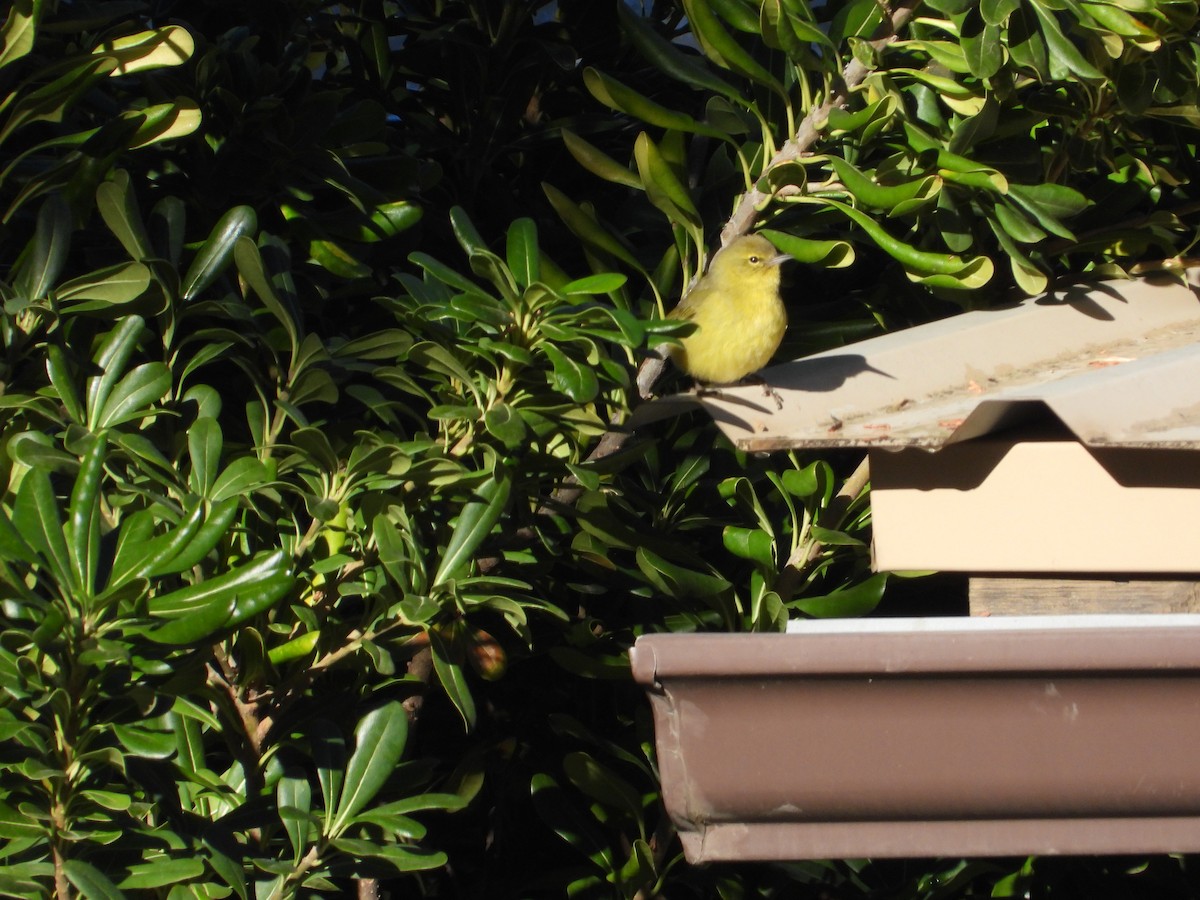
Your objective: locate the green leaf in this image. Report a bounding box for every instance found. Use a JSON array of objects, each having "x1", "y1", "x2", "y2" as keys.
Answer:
[
  {"x1": 92, "y1": 24, "x2": 194, "y2": 75},
  {"x1": 0, "y1": 800, "x2": 43, "y2": 840},
  {"x1": 312, "y1": 724, "x2": 346, "y2": 829},
  {"x1": 408, "y1": 252, "x2": 490, "y2": 297},
  {"x1": 366, "y1": 200, "x2": 422, "y2": 240},
  {"x1": 562, "y1": 129, "x2": 642, "y2": 190},
  {"x1": 407, "y1": 341, "x2": 482, "y2": 402},
  {"x1": 66, "y1": 432, "x2": 105, "y2": 600},
  {"x1": 63, "y1": 860, "x2": 124, "y2": 900},
  {"x1": 582, "y1": 69, "x2": 728, "y2": 140},
  {"x1": 55, "y1": 261, "x2": 152, "y2": 309},
  {"x1": 329, "y1": 839, "x2": 447, "y2": 872},
  {"x1": 562, "y1": 274, "x2": 629, "y2": 297},
  {"x1": 434, "y1": 468, "x2": 511, "y2": 585},
  {"x1": 616, "y1": 838, "x2": 657, "y2": 895},
  {"x1": 278, "y1": 768, "x2": 314, "y2": 861},
  {"x1": 328, "y1": 701, "x2": 409, "y2": 836},
  {"x1": 85, "y1": 315, "x2": 146, "y2": 428},
  {"x1": 781, "y1": 463, "x2": 822, "y2": 498},
  {"x1": 679, "y1": 0, "x2": 786, "y2": 95},
  {"x1": 992, "y1": 202, "x2": 1048, "y2": 244},
  {"x1": 634, "y1": 131, "x2": 701, "y2": 232},
  {"x1": 961, "y1": 9, "x2": 1004, "y2": 79},
  {"x1": 759, "y1": 229, "x2": 855, "y2": 268},
  {"x1": 127, "y1": 97, "x2": 203, "y2": 148},
  {"x1": 542, "y1": 182, "x2": 647, "y2": 276},
  {"x1": 93, "y1": 362, "x2": 170, "y2": 429},
  {"x1": 143, "y1": 594, "x2": 236, "y2": 645},
  {"x1": 825, "y1": 158, "x2": 941, "y2": 212},
  {"x1": 96, "y1": 170, "x2": 154, "y2": 260},
  {"x1": 0, "y1": 497, "x2": 38, "y2": 565},
  {"x1": 1007, "y1": 183, "x2": 1090, "y2": 239},
  {"x1": 183, "y1": 206, "x2": 258, "y2": 300},
  {"x1": 483, "y1": 403, "x2": 526, "y2": 450},
  {"x1": 117, "y1": 859, "x2": 205, "y2": 890},
  {"x1": 563, "y1": 751, "x2": 644, "y2": 822},
  {"x1": 45, "y1": 343, "x2": 84, "y2": 424},
  {"x1": 722, "y1": 526, "x2": 775, "y2": 567},
  {"x1": 981, "y1": 0, "x2": 1021, "y2": 25},
  {"x1": 449, "y1": 205, "x2": 488, "y2": 255},
  {"x1": 209, "y1": 456, "x2": 270, "y2": 504},
  {"x1": 430, "y1": 628, "x2": 477, "y2": 732},
  {"x1": 636, "y1": 547, "x2": 732, "y2": 600},
  {"x1": 0, "y1": 55, "x2": 114, "y2": 144},
  {"x1": 17, "y1": 192, "x2": 70, "y2": 301},
  {"x1": 188, "y1": 417, "x2": 221, "y2": 497},
  {"x1": 506, "y1": 218, "x2": 539, "y2": 288},
  {"x1": 115, "y1": 722, "x2": 181, "y2": 760},
  {"x1": 615, "y1": 2, "x2": 742, "y2": 101},
  {"x1": 0, "y1": 0, "x2": 40, "y2": 72},
  {"x1": 14, "y1": 467, "x2": 75, "y2": 593},
  {"x1": 1028, "y1": 0, "x2": 1105, "y2": 81},
  {"x1": 541, "y1": 343, "x2": 600, "y2": 403},
  {"x1": 468, "y1": 249, "x2": 519, "y2": 301},
  {"x1": 530, "y1": 773, "x2": 616, "y2": 873},
  {"x1": 789, "y1": 572, "x2": 888, "y2": 617},
  {"x1": 147, "y1": 548, "x2": 292, "y2": 618},
  {"x1": 815, "y1": 197, "x2": 994, "y2": 281}
]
